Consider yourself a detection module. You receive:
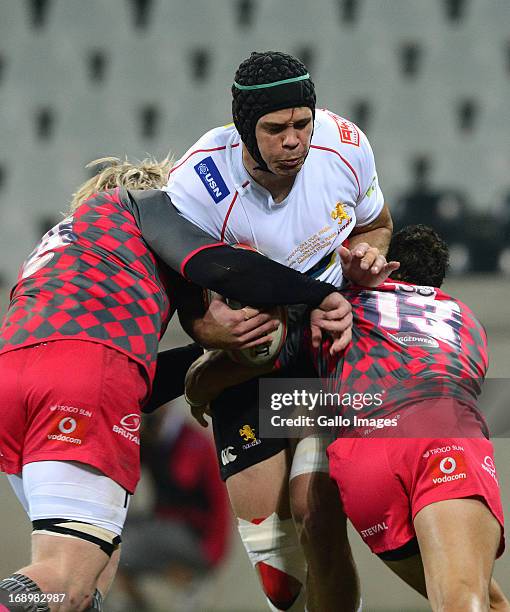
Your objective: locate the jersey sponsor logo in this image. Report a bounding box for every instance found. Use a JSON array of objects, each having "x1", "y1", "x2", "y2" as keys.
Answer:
[
  {"x1": 423, "y1": 444, "x2": 464, "y2": 459},
  {"x1": 338, "y1": 119, "x2": 359, "y2": 146},
  {"x1": 390, "y1": 332, "x2": 440, "y2": 349},
  {"x1": 221, "y1": 446, "x2": 237, "y2": 466},
  {"x1": 194, "y1": 156, "x2": 230, "y2": 203},
  {"x1": 112, "y1": 414, "x2": 141, "y2": 445},
  {"x1": 58, "y1": 417, "x2": 77, "y2": 435},
  {"x1": 429, "y1": 451, "x2": 467, "y2": 485},
  {"x1": 365, "y1": 176, "x2": 377, "y2": 199},
  {"x1": 480, "y1": 455, "x2": 498, "y2": 485},
  {"x1": 331, "y1": 202, "x2": 350, "y2": 224},
  {"x1": 47, "y1": 412, "x2": 91, "y2": 446},
  {"x1": 395, "y1": 283, "x2": 436, "y2": 297},
  {"x1": 360, "y1": 521, "x2": 388, "y2": 539},
  {"x1": 49, "y1": 404, "x2": 93, "y2": 418},
  {"x1": 239, "y1": 424, "x2": 262, "y2": 450},
  {"x1": 120, "y1": 413, "x2": 141, "y2": 432},
  {"x1": 326, "y1": 111, "x2": 360, "y2": 146}
]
